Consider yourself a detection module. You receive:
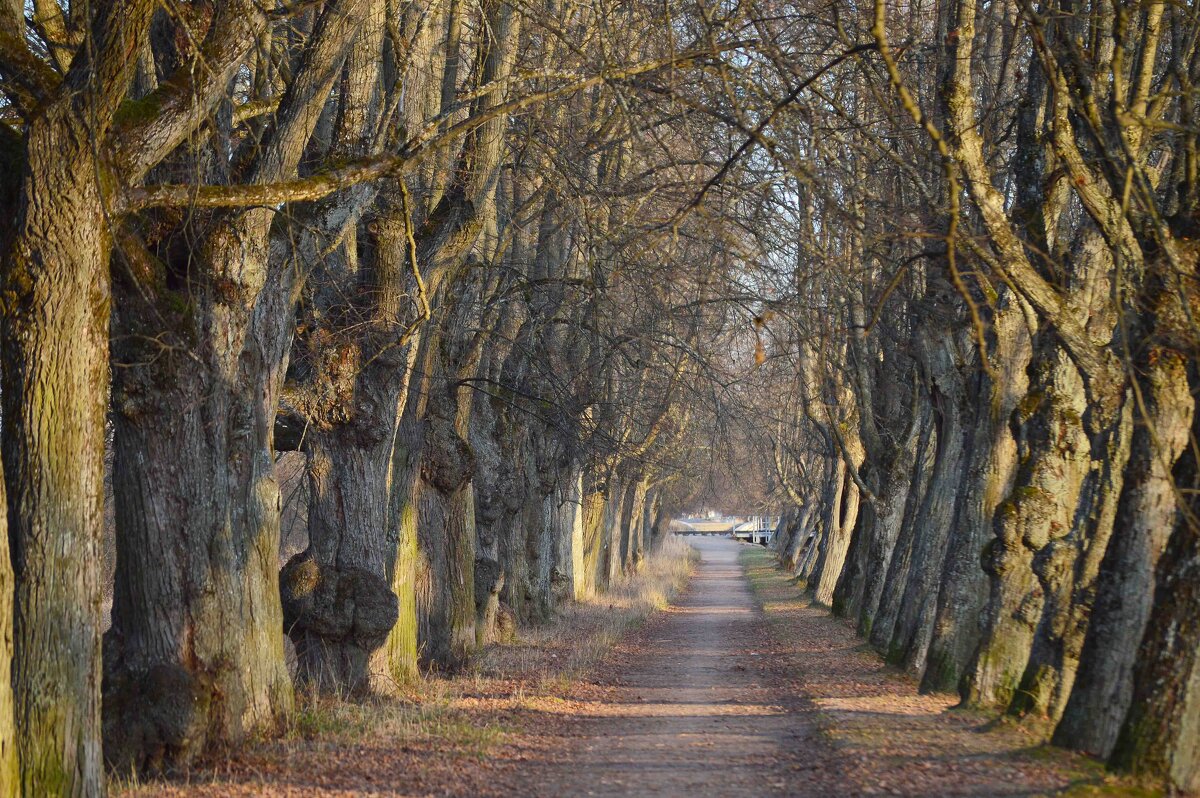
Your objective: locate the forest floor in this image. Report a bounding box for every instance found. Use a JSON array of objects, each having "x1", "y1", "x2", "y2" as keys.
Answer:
[{"x1": 113, "y1": 537, "x2": 1156, "y2": 797}]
